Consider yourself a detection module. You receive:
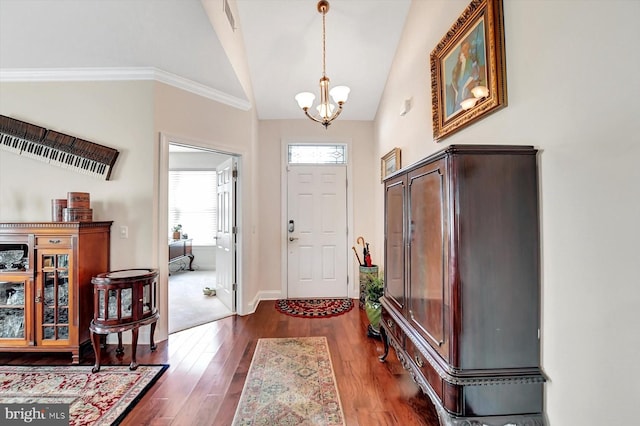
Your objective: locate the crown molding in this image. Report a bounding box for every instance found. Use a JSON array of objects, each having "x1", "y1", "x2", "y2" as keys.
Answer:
[{"x1": 0, "y1": 67, "x2": 251, "y2": 111}]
